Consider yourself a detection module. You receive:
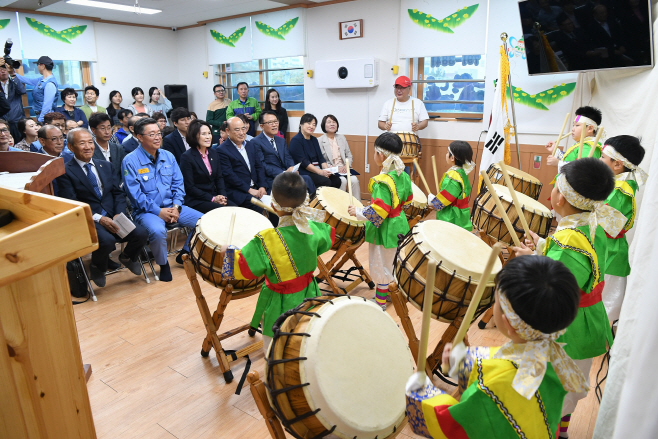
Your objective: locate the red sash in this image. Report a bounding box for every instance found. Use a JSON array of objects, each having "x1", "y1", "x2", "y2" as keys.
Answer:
[
  {"x1": 265, "y1": 271, "x2": 314, "y2": 295},
  {"x1": 579, "y1": 281, "x2": 604, "y2": 308}
]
